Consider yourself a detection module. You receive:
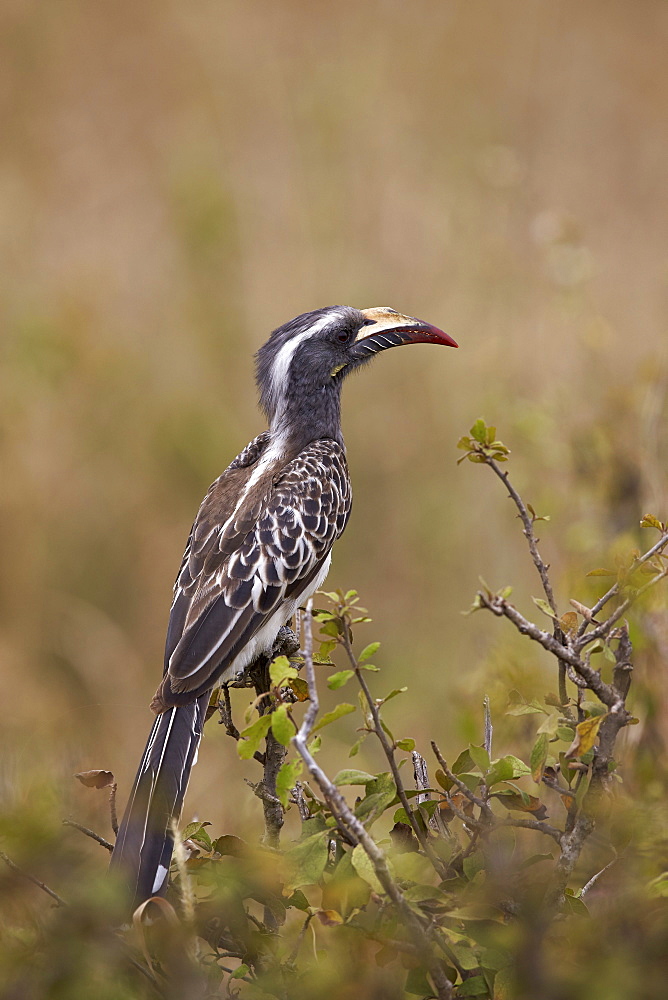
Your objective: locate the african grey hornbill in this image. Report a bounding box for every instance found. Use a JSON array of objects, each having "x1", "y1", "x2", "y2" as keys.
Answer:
[{"x1": 109, "y1": 305, "x2": 457, "y2": 910}]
